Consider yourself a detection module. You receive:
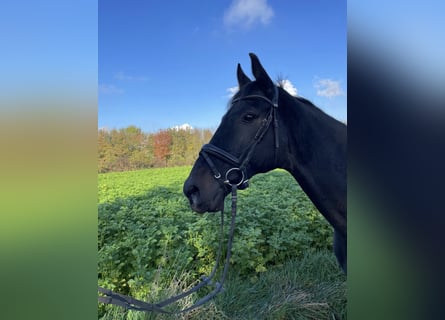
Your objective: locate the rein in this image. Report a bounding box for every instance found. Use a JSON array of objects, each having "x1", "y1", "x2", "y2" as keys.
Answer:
[{"x1": 98, "y1": 185, "x2": 239, "y2": 314}]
